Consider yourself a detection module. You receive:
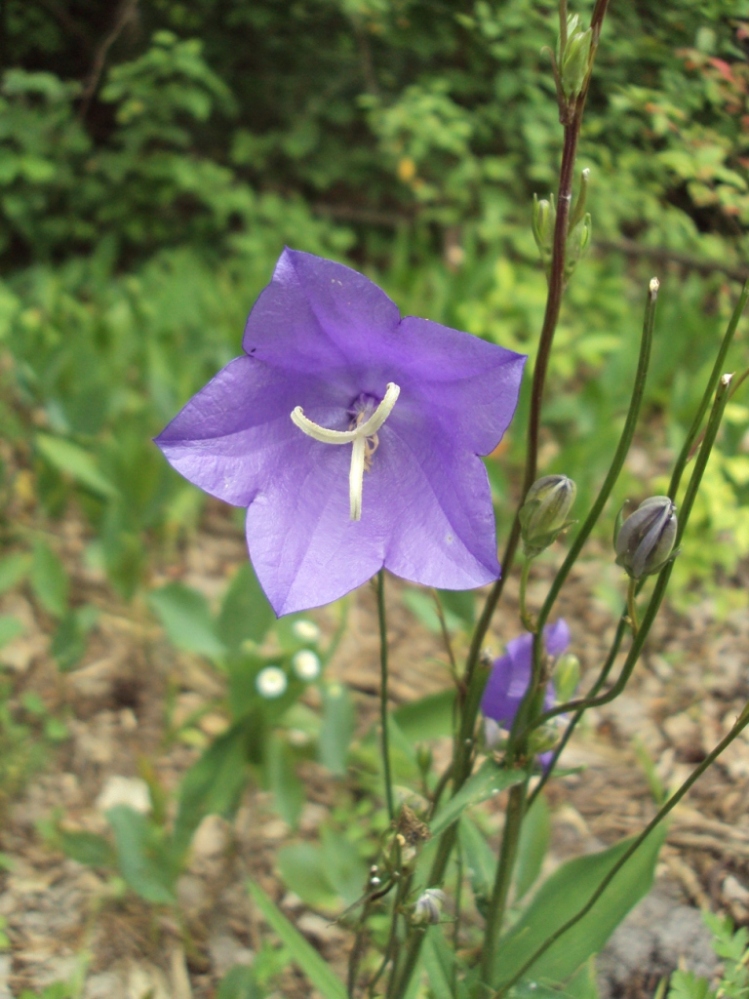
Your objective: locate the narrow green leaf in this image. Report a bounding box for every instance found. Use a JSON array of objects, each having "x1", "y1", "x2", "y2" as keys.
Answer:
[
  {"x1": 248, "y1": 882, "x2": 348, "y2": 999},
  {"x1": 174, "y1": 721, "x2": 249, "y2": 856},
  {"x1": 216, "y1": 965, "x2": 262, "y2": 999},
  {"x1": 218, "y1": 562, "x2": 275, "y2": 650},
  {"x1": 148, "y1": 582, "x2": 225, "y2": 659},
  {"x1": 494, "y1": 826, "x2": 666, "y2": 986},
  {"x1": 0, "y1": 553, "x2": 31, "y2": 595},
  {"x1": 36, "y1": 433, "x2": 118, "y2": 499},
  {"x1": 320, "y1": 826, "x2": 368, "y2": 908},
  {"x1": 265, "y1": 734, "x2": 304, "y2": 828},
  {"x1": 423, "y1": 928, "x2": 455, "y2": 999},
  {"x1": 277, "y1": 843, "x2": 339, "y2": 912},
  {"x1": 31, "y1": 540, "x2": 68, "y2": 618},
  {"x1": 318, "y1": 682, "x2": 355, "y2": 776},
  {"x1": 106, "y1": 805, "x2": 178, "y2": 905},
  {"x1": 514, "y1": 792, "x2": 551, "y2": 900},
  {"x1": 58, "y1": 828, "x2": 116, "y2": 869},
  {"x1": 459, "y1": 815, "x2": 496, "y2": 911},
  {"x1": 394, "y1": 689, "x2": 455, "y2": 743},
  {"x1": 431, "y1": 760, "x2": 523, "y2": 837}
]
